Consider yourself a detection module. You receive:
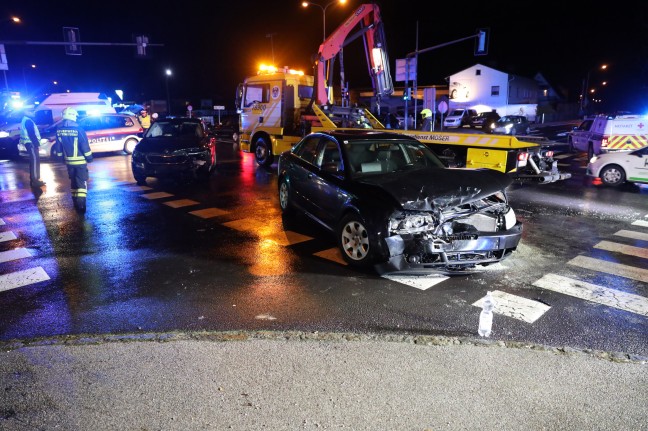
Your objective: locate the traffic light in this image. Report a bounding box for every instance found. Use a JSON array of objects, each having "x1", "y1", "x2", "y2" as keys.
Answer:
[
  {"x1": 475, "y1": 28, "x2": 489, "y2": 56},
  {"x1": 135, "y1": 35, "x2": 149, "y2": 58},
  {"x1": 403, "y1": 87, "x2": 411, "y2": 100}
]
